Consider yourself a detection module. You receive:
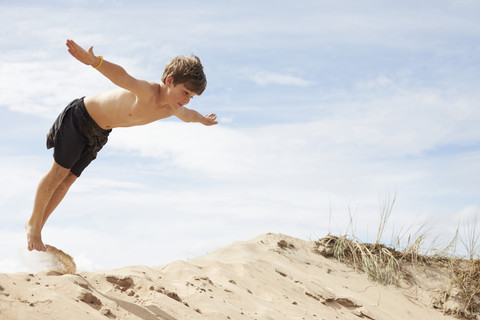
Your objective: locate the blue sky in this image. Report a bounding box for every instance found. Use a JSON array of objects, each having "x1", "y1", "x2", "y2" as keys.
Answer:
[{"x1": 1, "y1": 0, "x2": 479, "y2": 272}]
